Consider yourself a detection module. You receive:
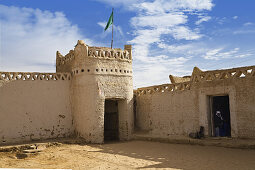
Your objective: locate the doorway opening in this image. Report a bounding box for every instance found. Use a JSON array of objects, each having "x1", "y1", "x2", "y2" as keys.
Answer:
[
  {"x1": 104, "y1": 100, "x2": 119, "y2": 141},
  {"x1": 209, "y1": 95, "x2": 231, "y2": 137}
]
